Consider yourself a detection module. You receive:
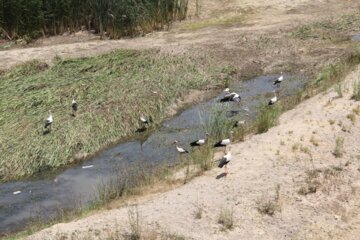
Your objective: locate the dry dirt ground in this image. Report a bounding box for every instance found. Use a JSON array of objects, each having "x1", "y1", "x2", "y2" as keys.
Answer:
[
  {"x1": 27, "y1": 60, "x2": 360, "y2": 240},
  {"x1": 1, "y1": 0, "x2": 359, "y2": 76},
  {"x1": 3, "y1": 0, "x2": 360, "y2": 239}
]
